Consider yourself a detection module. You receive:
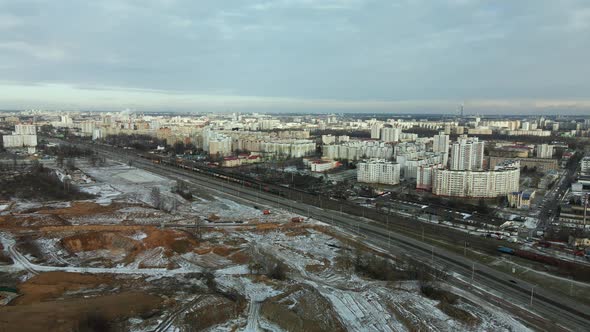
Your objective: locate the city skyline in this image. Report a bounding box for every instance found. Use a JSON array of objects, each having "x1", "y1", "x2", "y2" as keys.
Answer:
[{"x1": 1, "y1": 0, "x2": 589, "y2": 113}]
